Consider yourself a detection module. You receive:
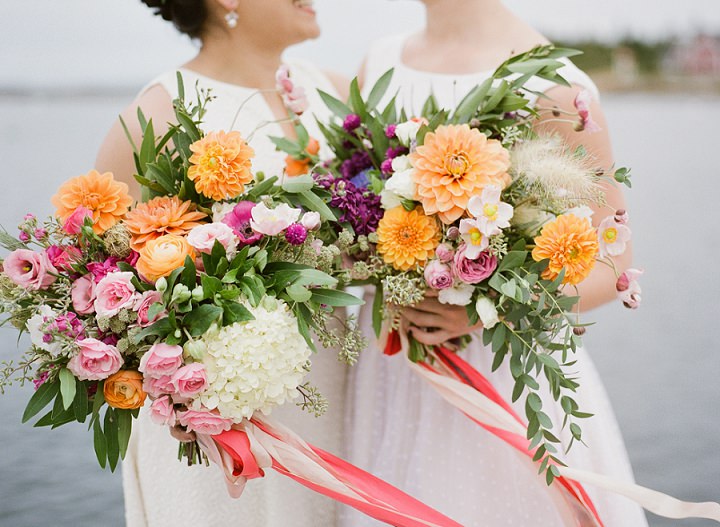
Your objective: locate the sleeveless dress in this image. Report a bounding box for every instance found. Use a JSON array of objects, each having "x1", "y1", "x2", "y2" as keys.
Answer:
[
  {"x1": 122, "y1": 60, "x2": 346, "y2": 527},
  {"x1": 340, "y1": 35, "x2": 650, "y2": 527}
]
